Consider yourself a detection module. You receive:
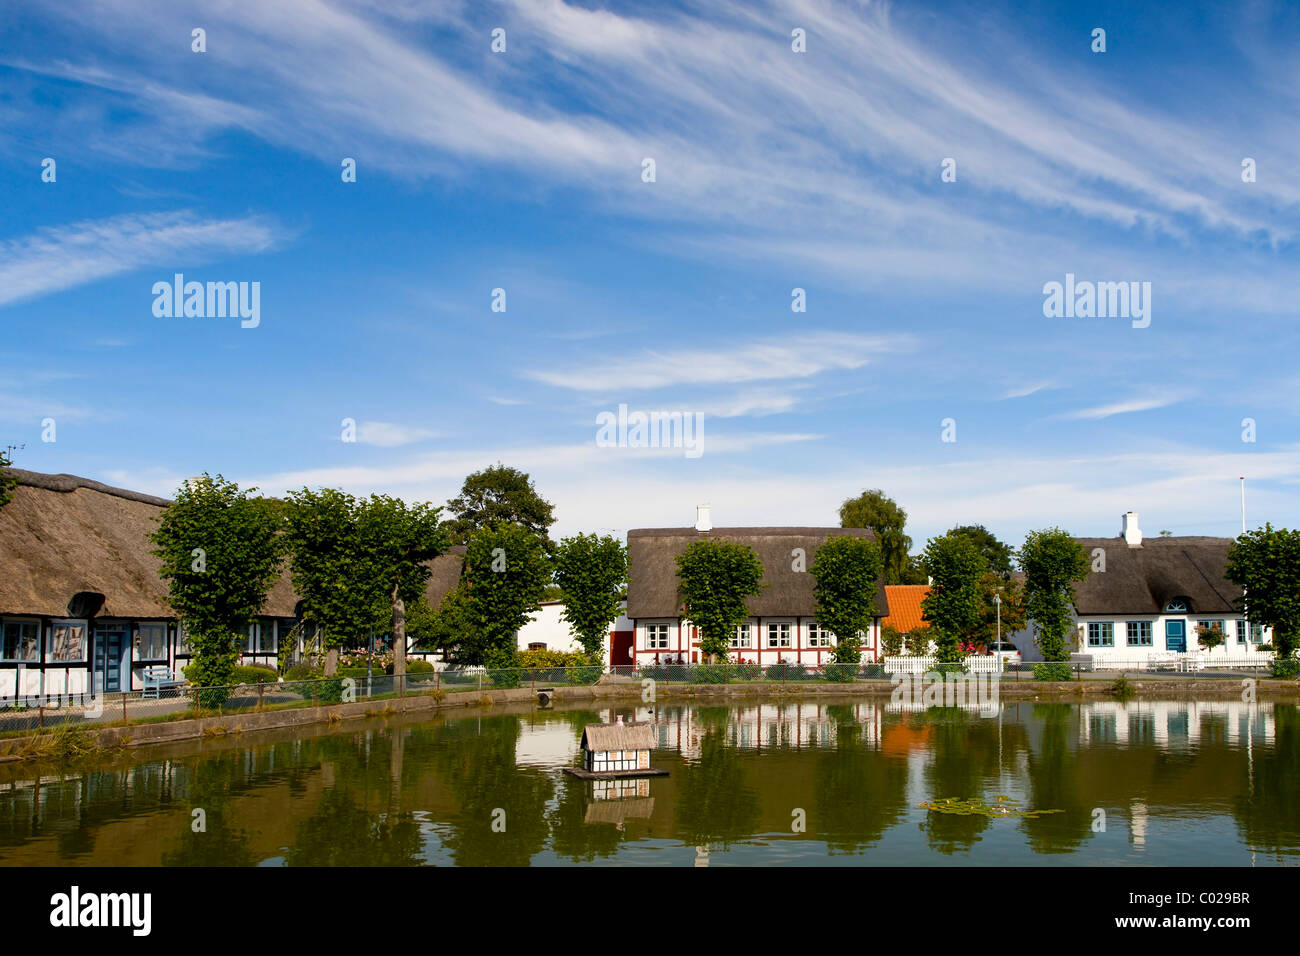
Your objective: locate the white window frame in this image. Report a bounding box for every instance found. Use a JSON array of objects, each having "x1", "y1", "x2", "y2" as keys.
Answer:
[
  {"x1": 1, "y1": 618, "x2": 41, "y2": 662},
  {"x1": 46, "y1": 618, "x2": 89, "y2": 663},
  {"x1": 136, "y1": 622, "x2": 169, "y2": 661},
  {"x1": 808, "y1": 622, "x2": 835, "y2": 647},
  {"x1": 767, "y1": 622, "x2": 792, "y2": 648},
  {"x1": 730, "y1": 623, "x2": 753, "y2": 649},
  {"x1": 645, "y1": 623, "x2": 670, "y2": 650}
]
